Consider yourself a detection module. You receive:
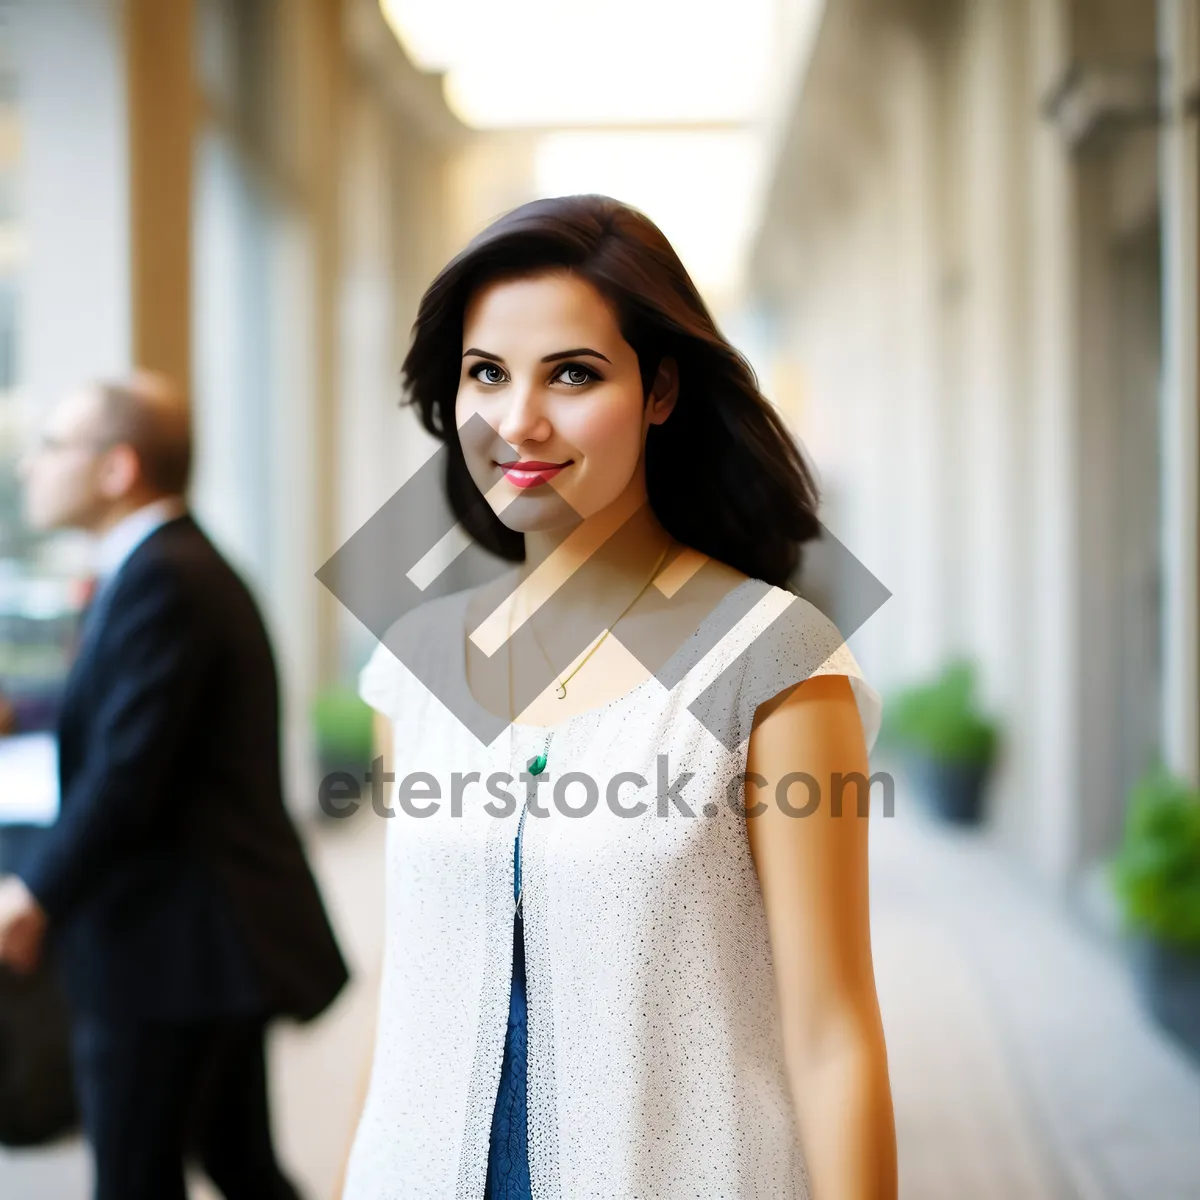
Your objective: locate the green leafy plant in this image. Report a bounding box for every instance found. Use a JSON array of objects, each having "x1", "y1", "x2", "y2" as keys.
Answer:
[
  {"x1": 1109, "y1": 763, "x2": 1200, "y2": 952},
  {"x1": 311, "y1": 685, "x2": 375, "y2": 767},
  {"x1": 878, "y1": 657, "x2": 999, "y2": 765}
]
